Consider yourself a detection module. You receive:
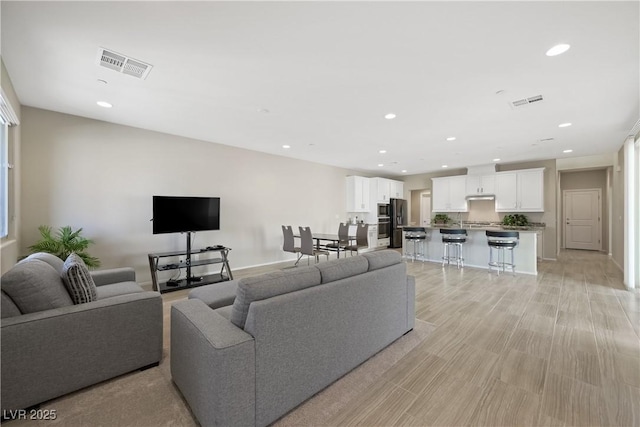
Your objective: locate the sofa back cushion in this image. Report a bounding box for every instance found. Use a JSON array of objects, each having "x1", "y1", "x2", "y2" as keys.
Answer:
[
  {"x1": 314, "y1": 255, "x2": 369, "y2": 284},
  {"x1": 363, "y1": 250, "x2": 402, "y2": 271},
  {"x1": 230, "y1": 266, "x2": 321, "y2": 329},
  {"x1": 0, "y1": 259, "x2": 73, "y2": 314},
  {"x1": 20, "y1": 252, "x2": 65, "y2": 275},
  {"x1": 62, "y1": 253, "x2": 98, "y2": 304},
  {"x1": 1, "y1": 290, "x2": 21, "y2": 318}
]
